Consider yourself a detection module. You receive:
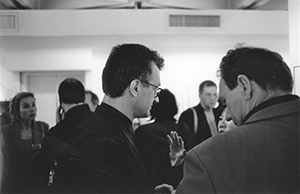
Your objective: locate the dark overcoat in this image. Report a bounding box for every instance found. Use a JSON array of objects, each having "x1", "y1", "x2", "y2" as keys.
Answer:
[
  {"x1": 35, "y1": 104, "x2": 92, "y2": 192},
  {"x1": 176, "y1": 95, "x2": 300, "y2": 193},
  {"x1": 1, "y1": 121, "x2": 49, "y2": 193},
  {"x1": 62, "y1": 102, "x2": 152, "y2": 193}
]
